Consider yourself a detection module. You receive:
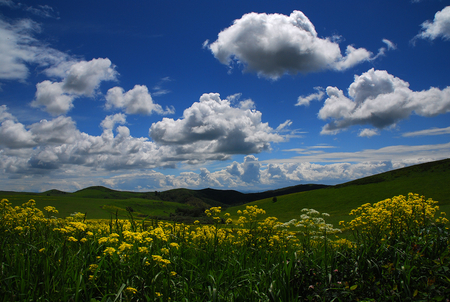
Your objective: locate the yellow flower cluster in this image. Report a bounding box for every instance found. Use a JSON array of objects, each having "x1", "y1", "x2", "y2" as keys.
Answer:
[{"x1": 343, "y1": 193, "x2": 448, "y2": 239}]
